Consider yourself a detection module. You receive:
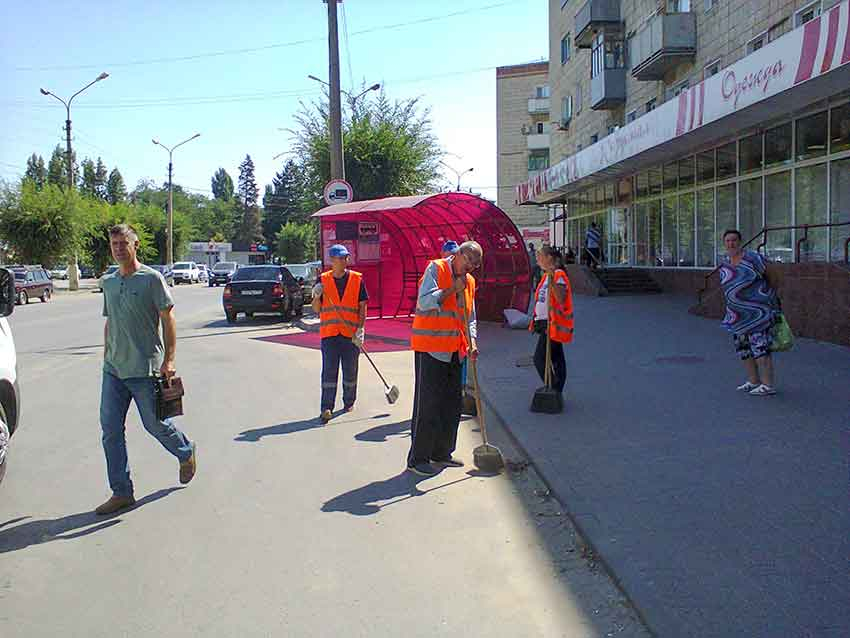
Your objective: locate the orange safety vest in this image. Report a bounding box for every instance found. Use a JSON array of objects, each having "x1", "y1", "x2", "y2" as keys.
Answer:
[
  {"x1": 319, "y1": 270, "x2": 362, "y2": 339},
  {"x1": 411, "y1": 258, "x2": 476, "y2": 356},
  {"x1": 529, "y1": 269, "x2": 574, "y2": 343}
]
